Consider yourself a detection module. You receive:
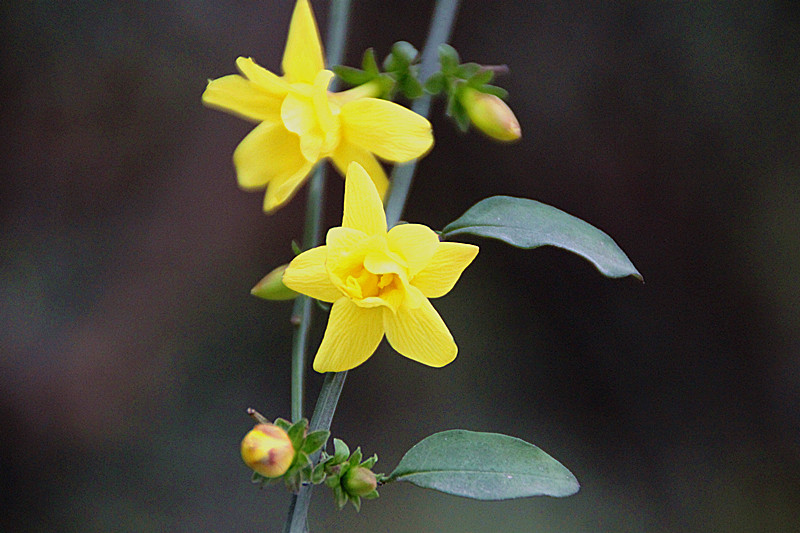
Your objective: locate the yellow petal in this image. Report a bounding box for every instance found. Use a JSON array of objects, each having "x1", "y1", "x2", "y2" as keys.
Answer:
[
  {"x1": 312, "y1": 70, "x2": 336, "y2": 134},
  {"x1": 331, "y1": 142, "x2": 389, "y2": 201},
  {"x1": 412, "y1": 242, "x2": 479, "y2": 298},
  {"x1": 386, "y1": 223, "x2": 440, "y2": 278},
  {"x1": 383, "y1": 295, "x2": 457, "y2": 367},
  {"x1": 262, "y1": 160, "x2": 314, "y2": 211},
  {"x1": 281, "y1": 92, "x2": 324, "y2": 161},
  {"x1": 283, "y1": 246, "x2": 342, "y2": 302},
  {"x1": 235, "y1": 57, "x2": 290, "y2": 95},
  {"x1": 342, "y1": 162, "x2": 387, "y2": 236},
  {"x1": 339, "y1": 98, "x2": 433, "y2": 162},
  {"x1": 233, "y1": 121, "x2": 308, "y2": 187},
  {"x1": 313, "y1": 298, "x2": 385, "y2": 372},
  {"x1": 282, "y1": 0, "x2": 324, "y2": 84},
  {"x1": 202, "y1": 75, "x2": 283, "y2": 123},
  {"x1": 325, "y1": 226, "x2": 369, "y2": 288}
]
